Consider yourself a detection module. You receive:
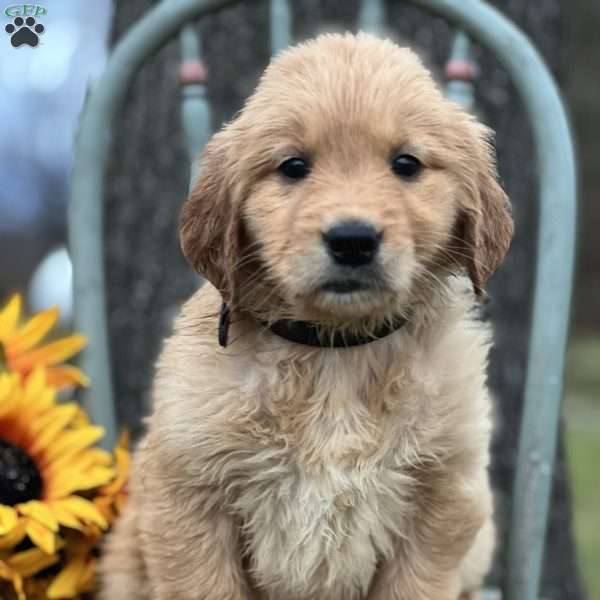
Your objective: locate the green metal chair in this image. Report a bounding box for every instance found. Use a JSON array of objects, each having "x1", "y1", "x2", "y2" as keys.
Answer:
[{"x1": 68, "y1": 1, "x2": 576, "y2": 599}]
